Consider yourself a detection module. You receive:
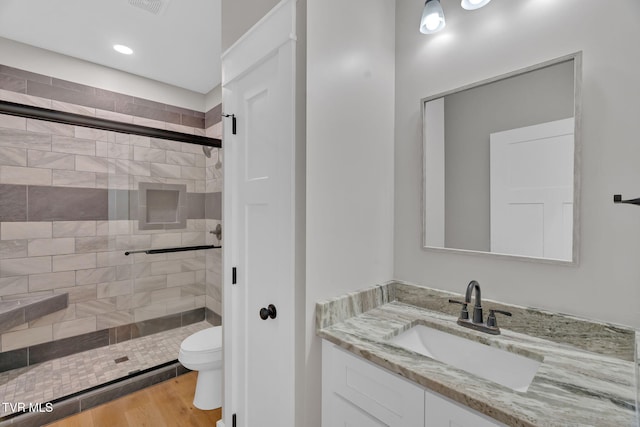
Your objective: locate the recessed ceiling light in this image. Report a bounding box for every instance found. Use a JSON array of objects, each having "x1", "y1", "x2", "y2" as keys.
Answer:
[
  {"x1": 461, "y1": 0, "x2": 492, "y2": 10},
  {"x1": 113, "y1": 44, "x2": 134, "y2": 55}
]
